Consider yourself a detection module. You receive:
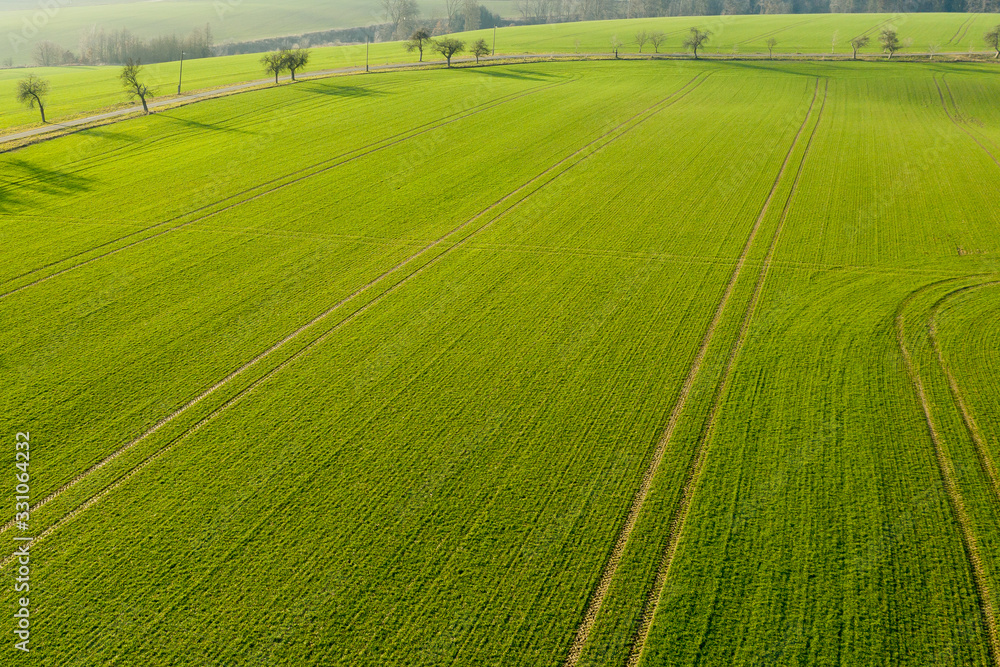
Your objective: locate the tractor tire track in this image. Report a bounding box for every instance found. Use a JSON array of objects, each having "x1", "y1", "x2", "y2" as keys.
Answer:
[
  {"x1": 734, "y1": 18, "x2": 817, "y2": 48},
  {"x1": 0, "y1": 73, "x2": 711, "y2": 559},
  {"x1": 935, "y1": 76, "x2": 1000, "y2": 169},
  {"x1": 947, "y1": 14, "x2": 975, "y2": 46},
  {"x1": 853, "y1": 14, "x2": 905, "y2": 43},
  {"x1": 954, "y1": 13, "x2": 979, "y2": 47},
  {"x1": 561, "y1": 77, "x2": 822, "y2": 667},
  {"x1": 929, "y1": 281, "x2": 1000, "y2": 504},
  {"x1": 623, "y1": 78, "x2": 827, "y2": 667},
  {"x1": 895, "y1": 284, "x2": 1000, "y2": 667},
  {"x1": 0, "y1": 77, "x2": 575, "y2": 299}
]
